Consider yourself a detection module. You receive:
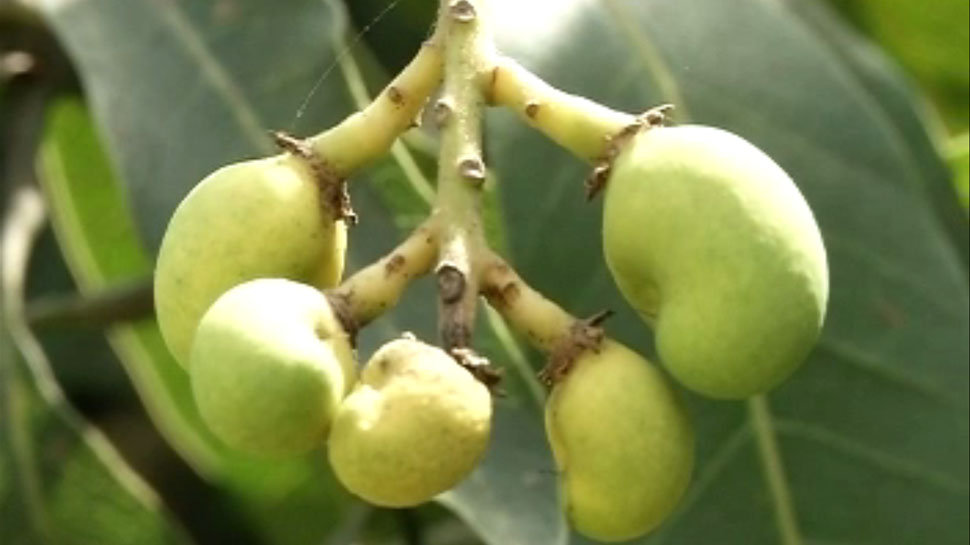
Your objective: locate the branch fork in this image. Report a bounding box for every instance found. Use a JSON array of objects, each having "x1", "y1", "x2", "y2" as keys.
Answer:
[{"x1": 313, "y1": 0, "x2": 672, "y2": 389}]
